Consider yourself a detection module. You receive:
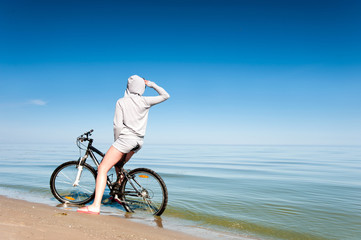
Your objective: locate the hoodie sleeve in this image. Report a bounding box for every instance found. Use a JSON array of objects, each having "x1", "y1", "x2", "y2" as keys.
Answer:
[
  {"x1": 113, "y1": 100, "x2": 124, "y2": 141},
  {"x1": 144, "y1": 82, "x2": 170, "y2": 107}
]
